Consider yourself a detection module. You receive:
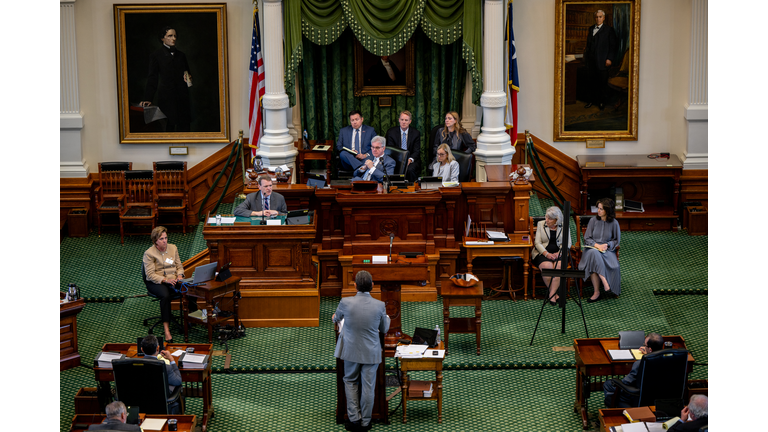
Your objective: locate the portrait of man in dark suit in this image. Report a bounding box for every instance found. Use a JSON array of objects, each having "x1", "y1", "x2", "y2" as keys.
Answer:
[{"x1": 583, "y1": 9, "x2": 618, "y2": 110}]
